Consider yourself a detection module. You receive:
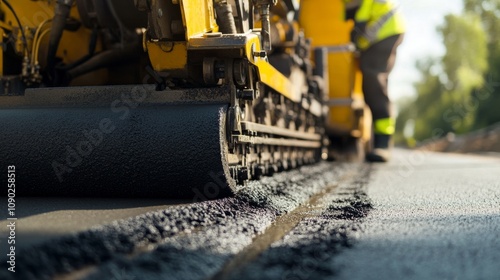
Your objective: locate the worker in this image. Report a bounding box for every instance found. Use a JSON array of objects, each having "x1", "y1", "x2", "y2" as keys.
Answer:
[{"x1": 344, "y1": 0, "x2": 405, "y2": 162}]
